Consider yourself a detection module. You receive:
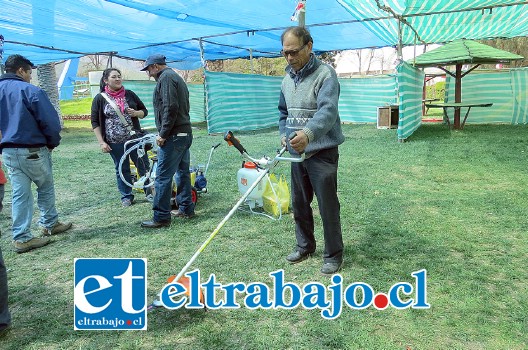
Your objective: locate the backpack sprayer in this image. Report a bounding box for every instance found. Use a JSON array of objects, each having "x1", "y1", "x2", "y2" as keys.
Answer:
[
  {"x1": 148, "y1": 131, "x2": 303, "y2": 309},
  {"x1": 228, "y1": 131, "x2": 295, "y2": 219}
]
